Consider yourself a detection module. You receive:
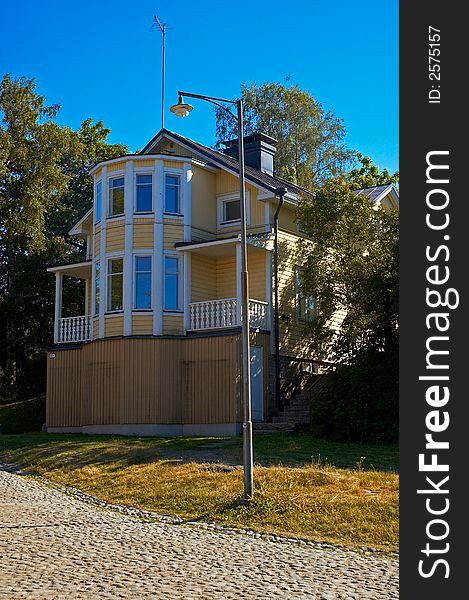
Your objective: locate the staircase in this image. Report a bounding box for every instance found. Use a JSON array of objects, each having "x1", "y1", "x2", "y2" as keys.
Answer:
[{"x1": 272, "y1": 374, "x2": 330, "y2": 426}]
